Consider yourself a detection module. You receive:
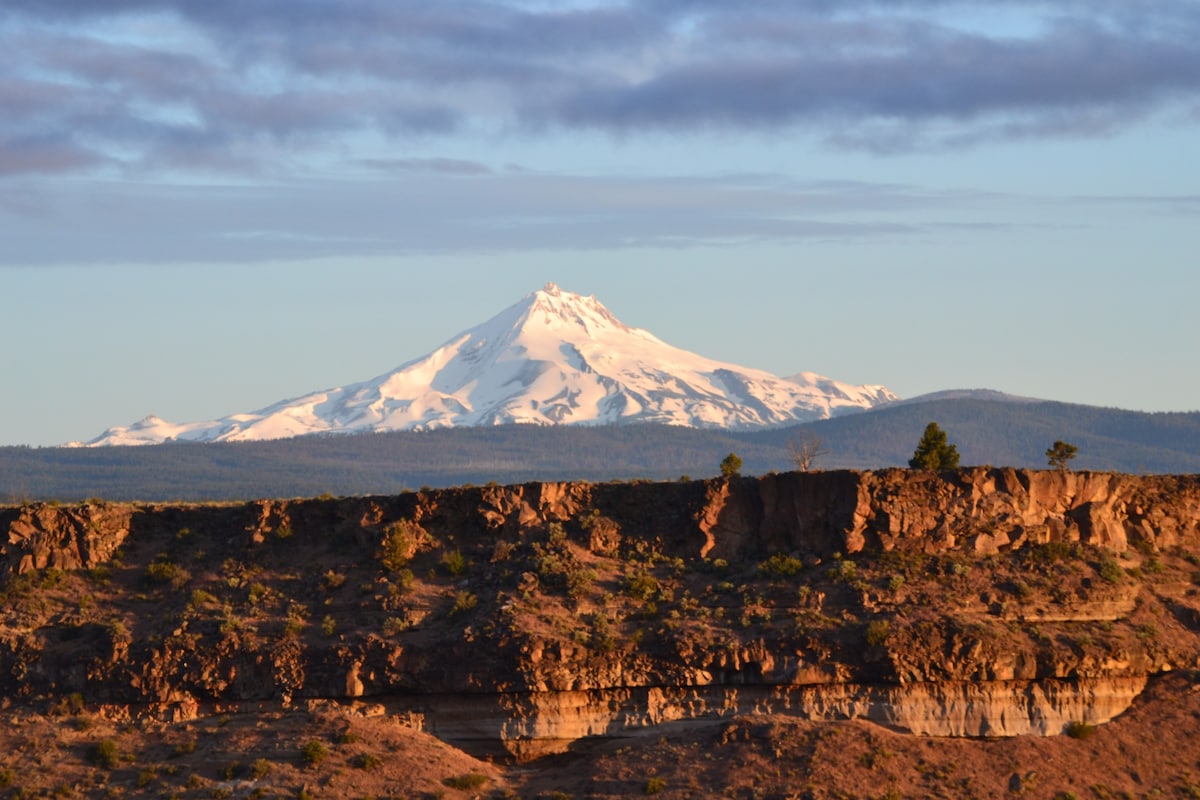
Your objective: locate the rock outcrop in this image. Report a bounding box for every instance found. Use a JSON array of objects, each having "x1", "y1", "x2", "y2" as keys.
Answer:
[{"x1": 2, "y1": 469, "x2": 1198, "y2": 758}]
